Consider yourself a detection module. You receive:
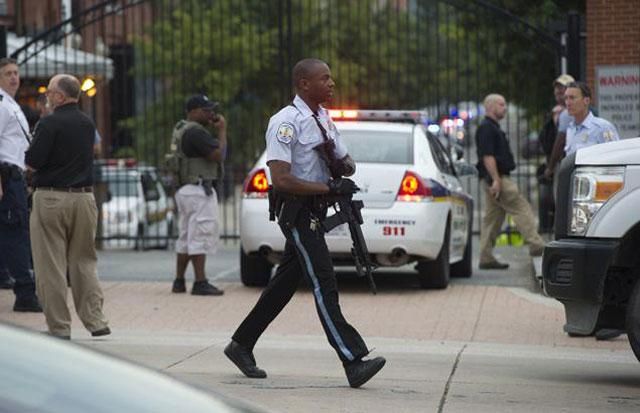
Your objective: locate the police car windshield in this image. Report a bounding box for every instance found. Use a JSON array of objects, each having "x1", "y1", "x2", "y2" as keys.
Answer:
[
  {"x1": 106, "y1": 175, "x2": 139, "y2": 198},
  {"x1": 339, "y1": 130, "x2": 413, "y2": 164}
]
